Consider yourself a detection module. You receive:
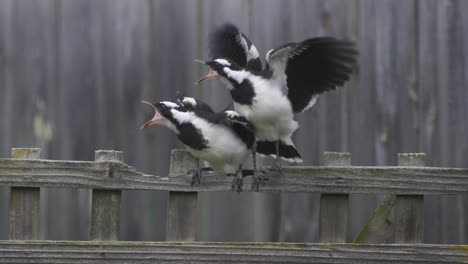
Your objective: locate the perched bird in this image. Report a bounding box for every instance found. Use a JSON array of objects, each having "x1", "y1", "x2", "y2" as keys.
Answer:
[
  {"x1": 141, "y1": 96, "x2": 261, "y2": 192},
  {"x1": 195, "y1": 23, "x2": 358, "y2": 173}
]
